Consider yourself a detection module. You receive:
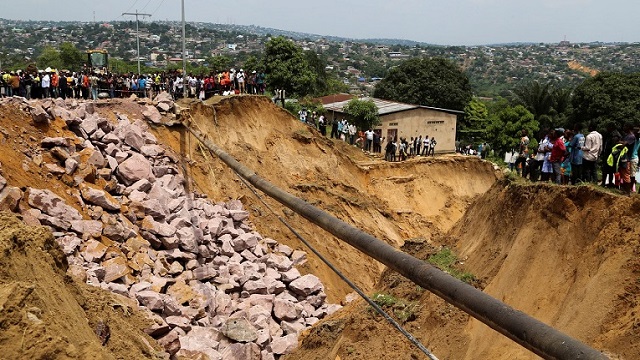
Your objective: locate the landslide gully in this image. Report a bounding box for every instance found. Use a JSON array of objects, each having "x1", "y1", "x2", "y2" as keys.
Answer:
[{"x1": 0, "y1": 95, "x2": 340, "y2": 359}]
